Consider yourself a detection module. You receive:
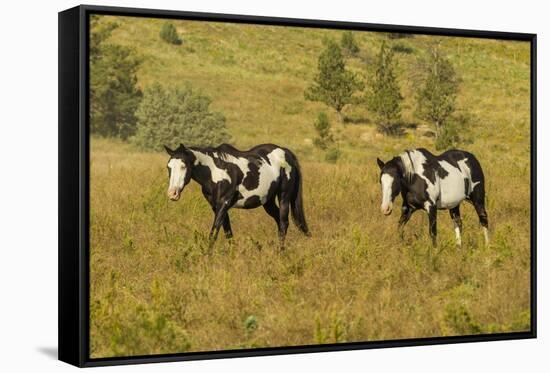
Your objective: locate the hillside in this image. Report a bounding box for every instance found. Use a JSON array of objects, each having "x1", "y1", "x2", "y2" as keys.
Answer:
[{"x1": 104, "y1": 15, "x2": 530, "y2": 163}]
